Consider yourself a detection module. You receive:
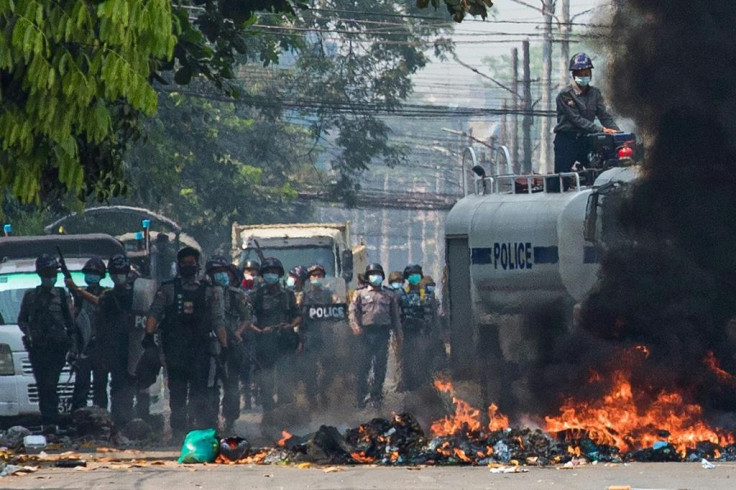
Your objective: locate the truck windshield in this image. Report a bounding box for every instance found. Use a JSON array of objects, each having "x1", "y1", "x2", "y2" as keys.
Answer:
[
  {"x1": 241, "y1": 246, "x2": 335, "y2": 277},
  {"x1": 0, "y1": 272, "x2": 114, "y2": 325}
]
